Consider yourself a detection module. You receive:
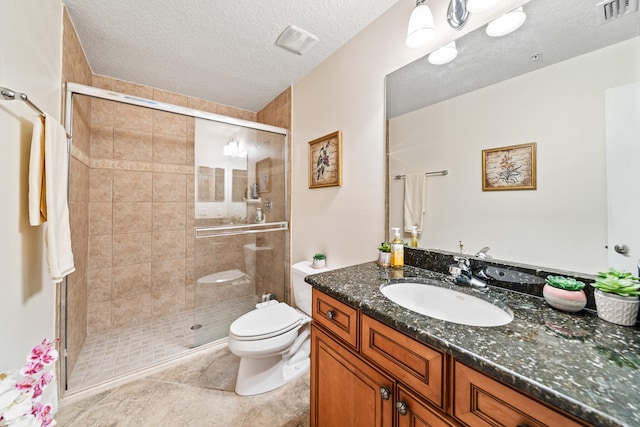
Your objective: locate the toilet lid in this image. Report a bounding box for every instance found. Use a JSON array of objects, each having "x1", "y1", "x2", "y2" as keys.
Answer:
[{"x1": 230, "y1": 302, "x2": 302, "y2": 339}]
